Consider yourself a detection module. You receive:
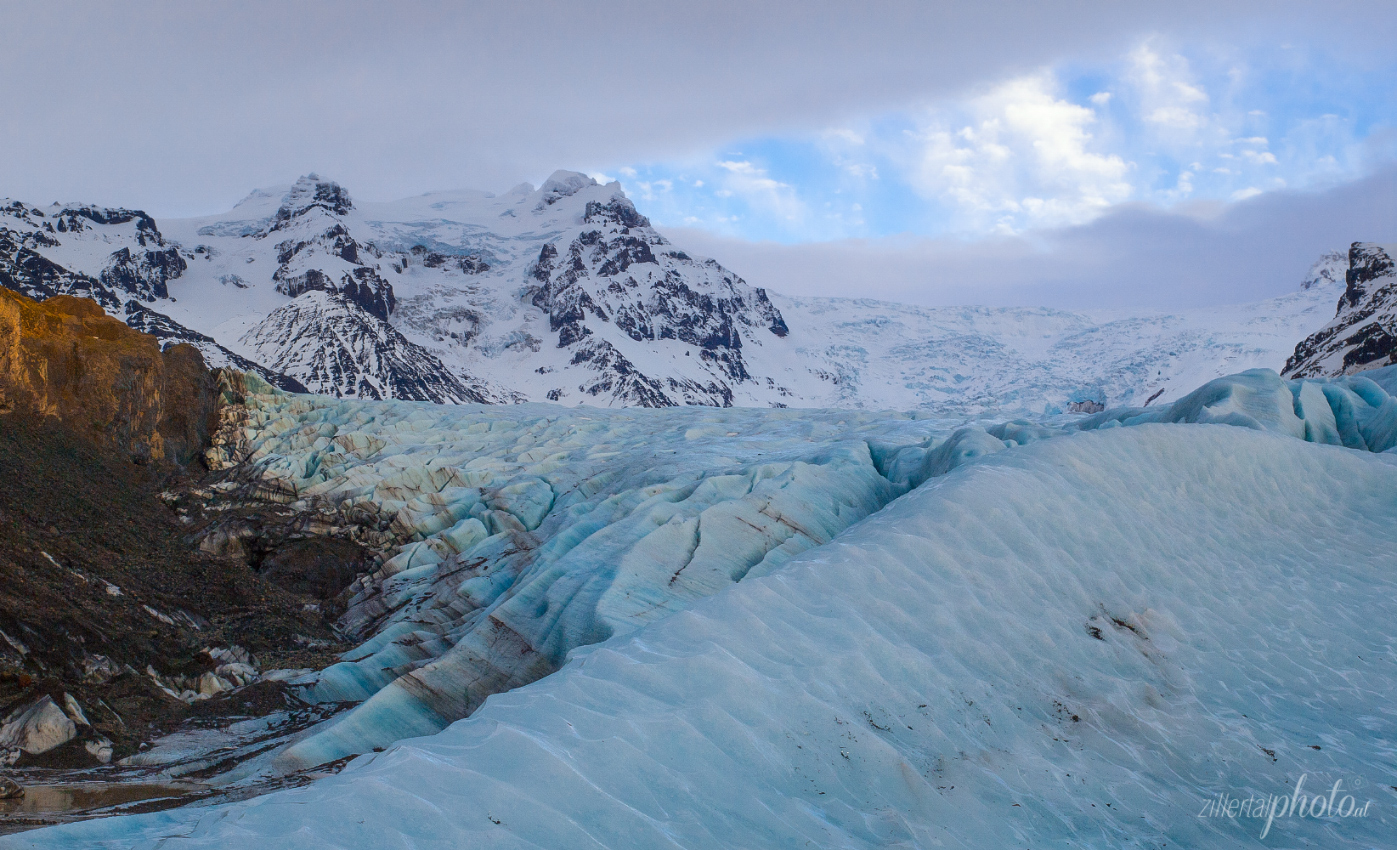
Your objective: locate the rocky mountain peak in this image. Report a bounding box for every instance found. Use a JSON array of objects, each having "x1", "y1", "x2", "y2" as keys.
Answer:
[
  {"x1": 239, "y1": 289, "x2": 490, "y2": 404},
  {"x1": 584, "y1": 195, "x2": 651, "y2": 230},
  {"x1": 534, "y1": 171, "x2": 597, "y2": 209},
  {"x1": 1300, "y1": 249, "x2": 1348, "y2": 291},
  {"x1": 270, "y1": 175, "x2": 354, "y2": 232},
  {"x1": 1284, "y1": 242, "x2": 1397, "y2": 378}
]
